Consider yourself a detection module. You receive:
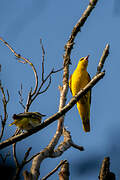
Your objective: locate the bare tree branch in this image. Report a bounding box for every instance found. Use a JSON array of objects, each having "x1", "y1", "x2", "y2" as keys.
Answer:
[
  {"x1": 40, "y1": 38, "x2": 45, "y2": 82},
  {"x1": 18, "y1": 83, "x2": 25, "y2": 109},
  {"x1": 38, "y1": 76, "x2": 51, "y2": 95}
]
